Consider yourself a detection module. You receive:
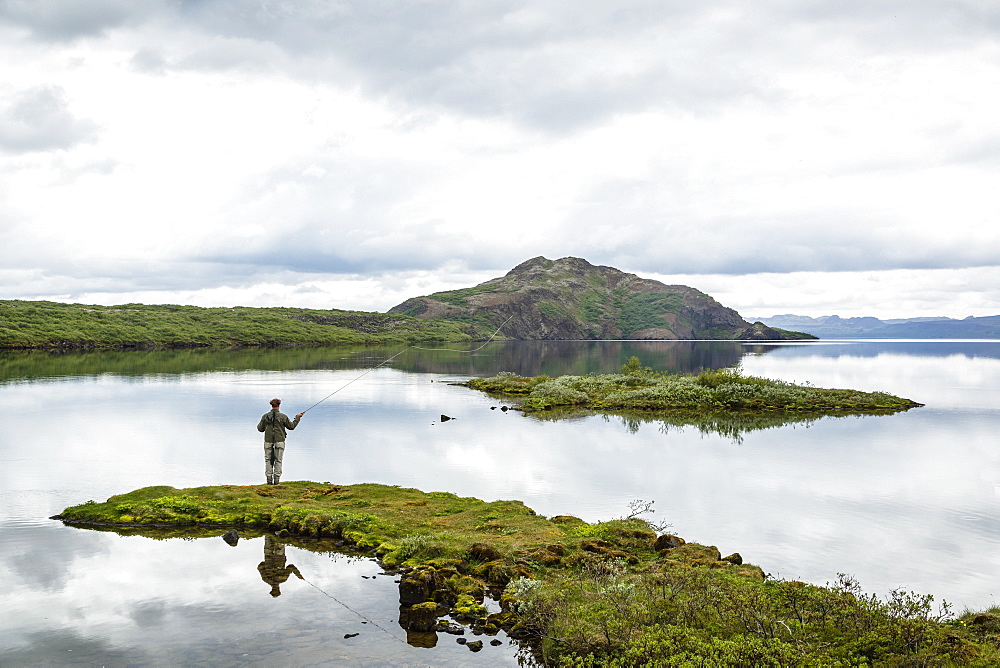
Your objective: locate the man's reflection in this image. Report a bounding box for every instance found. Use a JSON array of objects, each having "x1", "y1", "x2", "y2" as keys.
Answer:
[{"x1": 258, "y1": 534, "x2": 303, "y2": 597}]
